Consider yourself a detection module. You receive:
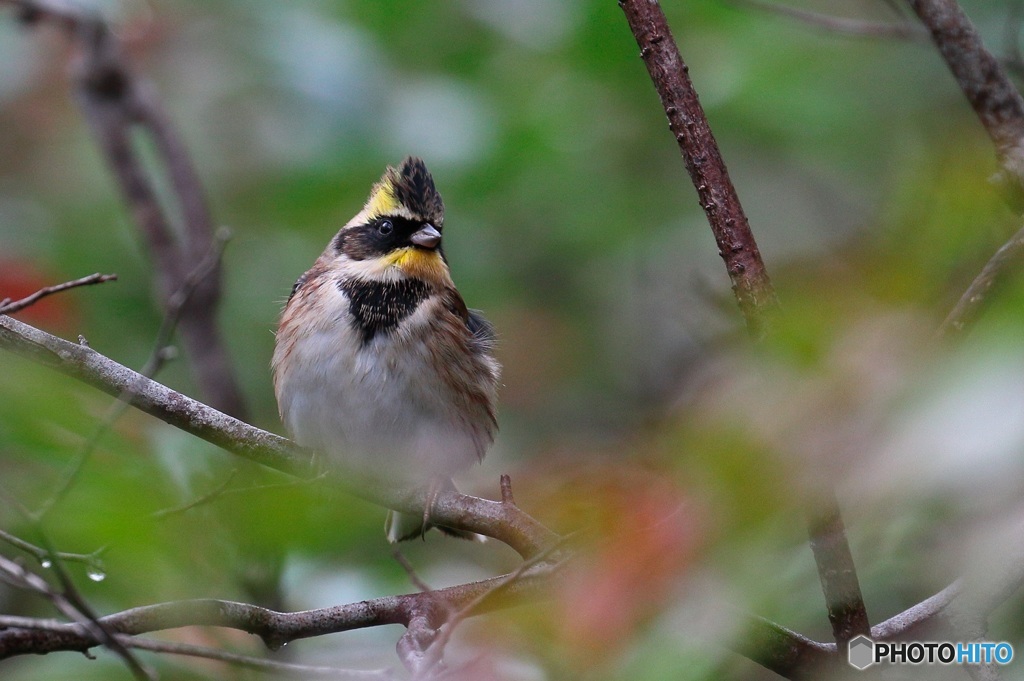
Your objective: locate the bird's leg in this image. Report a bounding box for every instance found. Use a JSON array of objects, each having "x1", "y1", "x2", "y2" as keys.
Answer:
[{"x1": 421, "y1": 477, "x2": 445, "y2": 536}]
